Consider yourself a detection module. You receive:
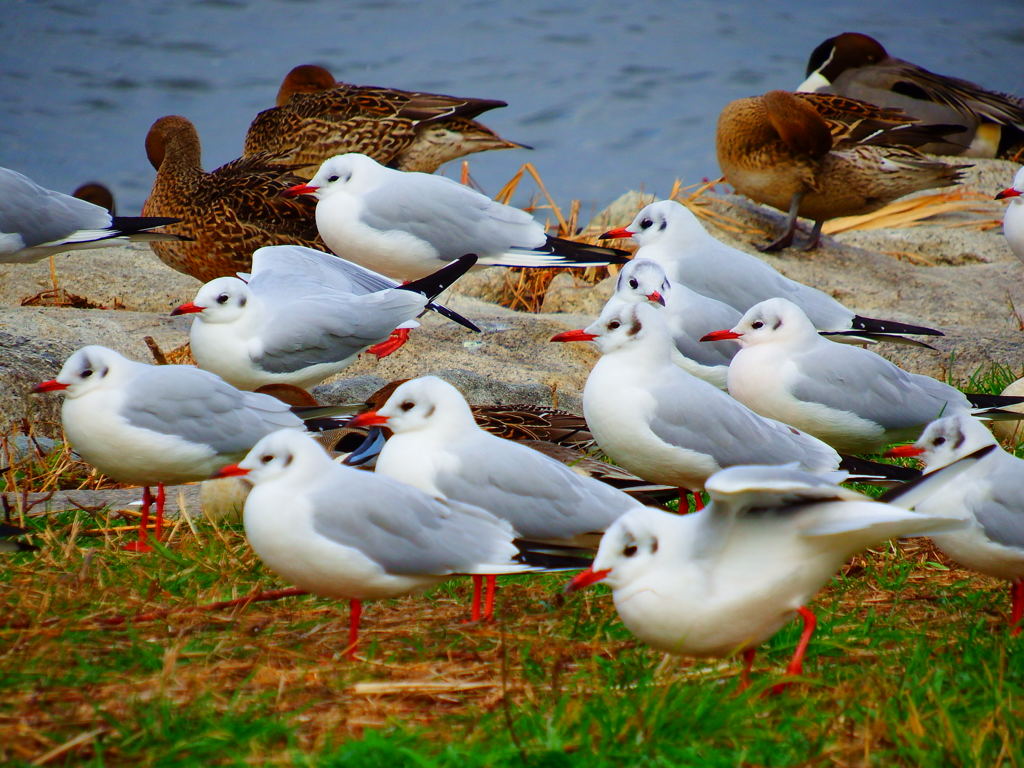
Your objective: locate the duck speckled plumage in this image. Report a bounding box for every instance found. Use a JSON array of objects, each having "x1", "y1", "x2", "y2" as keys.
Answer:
[
  {"x1": 142, "y1": 115, "x2": 323, "y2": 282},
  {"x1": 716, "y1": 90, "x2": 968, "y2": 251},
  {"x1": 242, "y1": 65, "x2": 524, "y2": 177}
]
